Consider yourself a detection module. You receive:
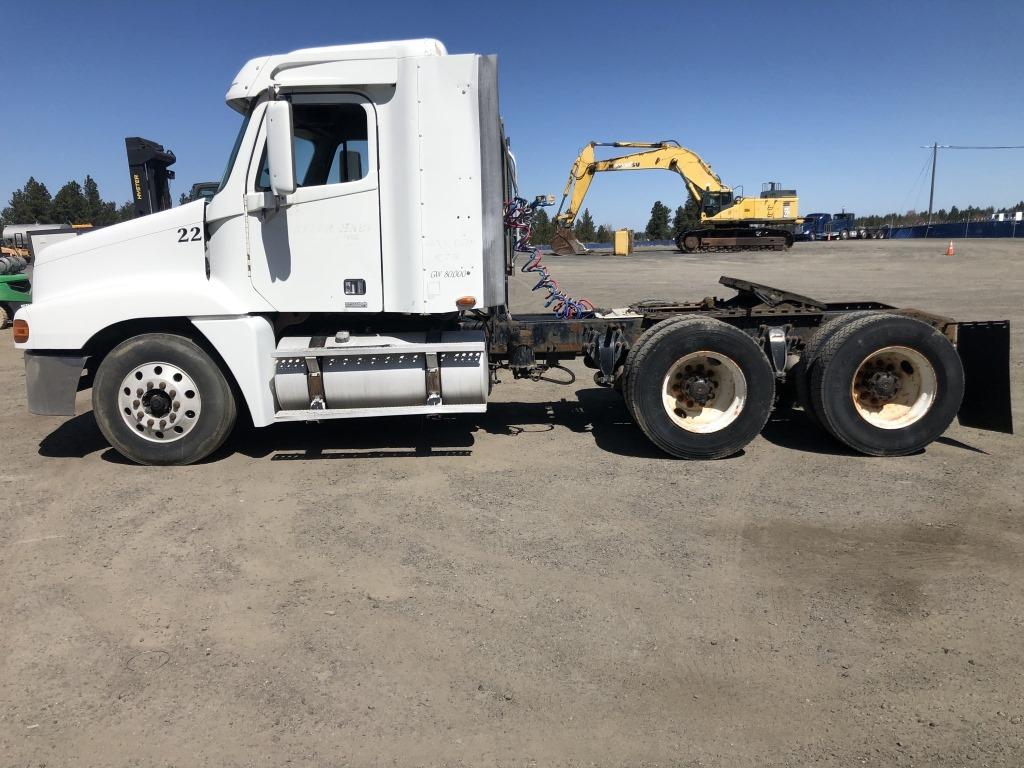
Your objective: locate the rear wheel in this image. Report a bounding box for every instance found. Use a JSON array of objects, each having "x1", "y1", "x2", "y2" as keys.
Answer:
[
  {"x1": 810, "y1": 314, "x2": 964, "y2": 456},
  {"x1": 624, "y1": 317, "x2": 775, "y2": 459},
  {"x1": 794, "y1": 312, "x2": 874, "y2": 427},
  {"x1": 93, "y1": 333, "x2": 237, "y2": 465},
  {"x1": 0, "y1": 304, "x2": 9, "y2": 329}
]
